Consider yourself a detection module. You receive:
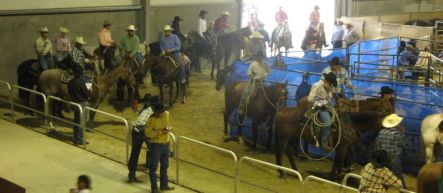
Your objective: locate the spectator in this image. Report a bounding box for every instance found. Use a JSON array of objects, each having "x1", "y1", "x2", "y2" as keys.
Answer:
[
  {"x1": 359, "y1": 150, "x2": 402, "y2": 193},
  {"x1": 146, "y1": 102, "x2": 175, "y2": 193},
  {"x1": 55, "y1": 27, "x2": 72, "y2": 63},
  {"x1": 331, "y1": 19, "x2": 344, "y2": 48},
  {"x1": 35, "y1": 27, "x2": 53, "y2": 70},
  {"x1": 413, "y1": 47, "x2": 435, "y2": 81},
  {"x1": 69, "y1": 175, "x2": 92, "y2": 193},
  {"x1": 376, "y1": 113, "x2": 407, "y2": 188},
  {"x1": 343, "y1": 22, "x2": 360, "y2": 47},
  {"x1": 321, "y1": 57, "x2": 352, "y2": 97},
  {"x1": 398, "y1": 45, "x2": 418, "y2": 80},
  {"x1": 316, "y1": 22, "x2": 329, "y2": 49},
  {"x1": 309, "y1": 5, "x2": 321, "y2": 27}
]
